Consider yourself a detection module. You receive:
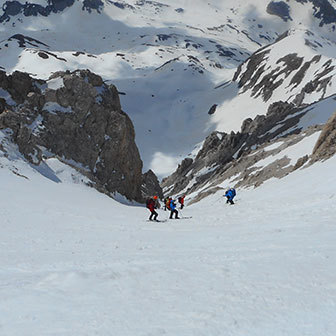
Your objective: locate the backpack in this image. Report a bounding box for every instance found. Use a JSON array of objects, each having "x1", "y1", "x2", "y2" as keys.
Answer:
[
  {"x1": 178, "y1": 197, "x2": 182, "y2": 203},
  {"x1": 146, "y1": 198, "x2": 152, "y2": 209}
]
